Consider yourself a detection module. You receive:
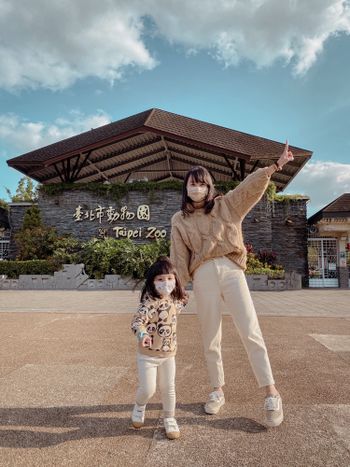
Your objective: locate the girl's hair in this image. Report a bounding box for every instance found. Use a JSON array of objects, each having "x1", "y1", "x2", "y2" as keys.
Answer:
[
  {"x1": 181, "y1": 166, "x2": 219, "y2": 215},
  {"x1": 141, "y1": 256, "x2": 186, "y2": 301}
]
